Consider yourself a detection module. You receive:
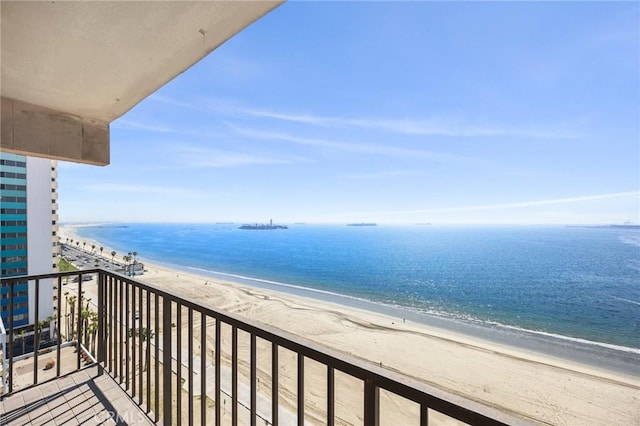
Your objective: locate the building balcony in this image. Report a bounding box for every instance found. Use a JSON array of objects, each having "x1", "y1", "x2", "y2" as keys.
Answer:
[{"x1": 0, "y1": 270, "x2": 527, "y2": 425}]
